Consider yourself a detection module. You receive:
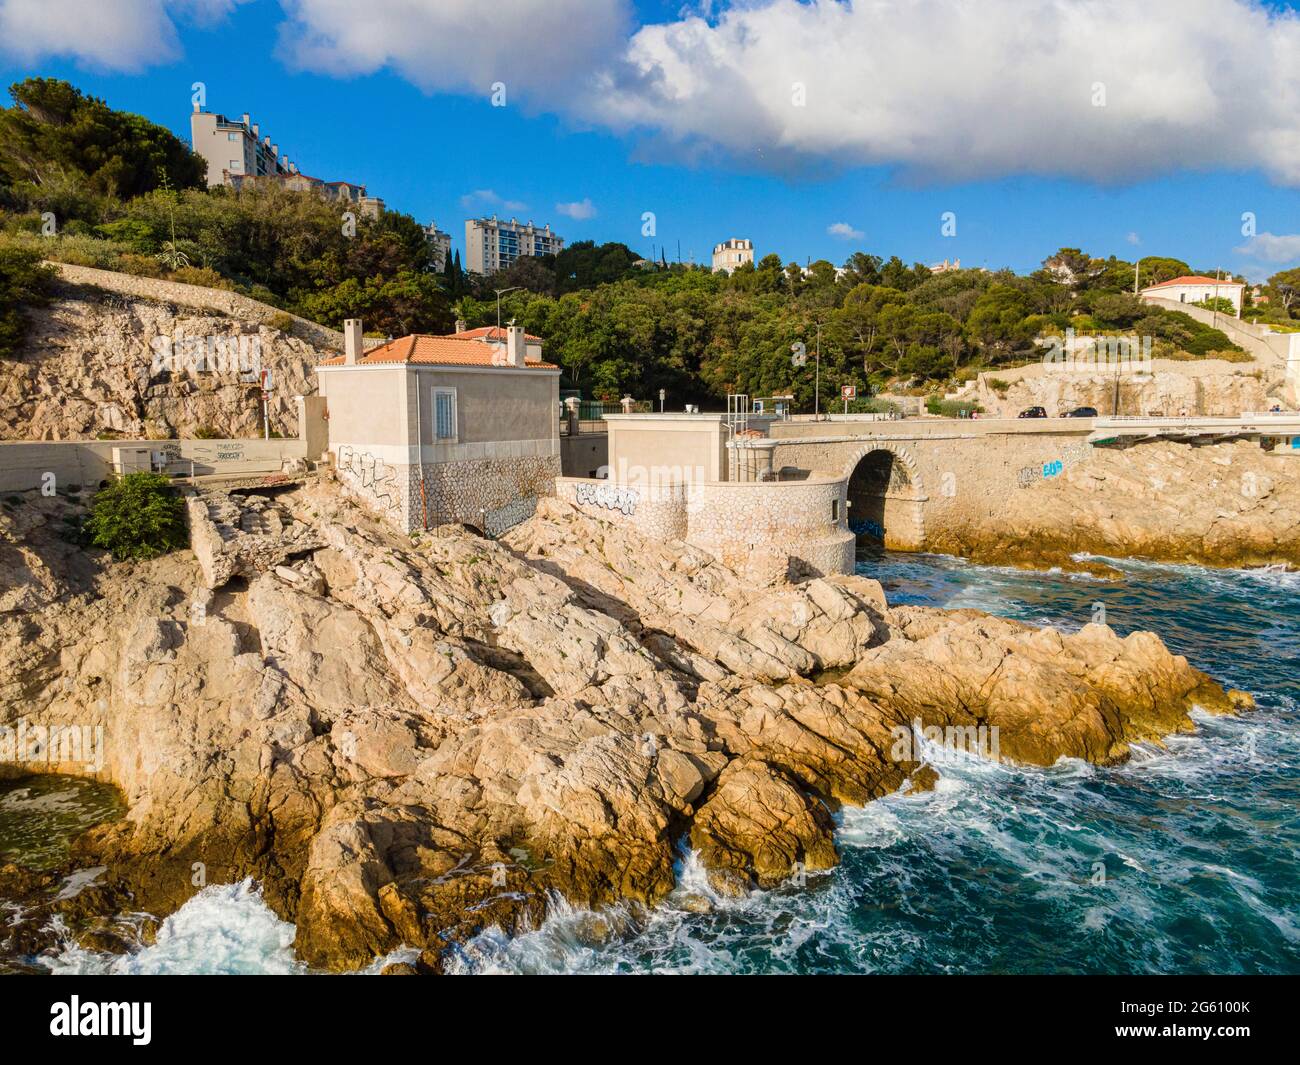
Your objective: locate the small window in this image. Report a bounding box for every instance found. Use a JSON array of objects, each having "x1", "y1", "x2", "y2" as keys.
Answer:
[
  {"x1": 433, "y1": 388, "x2": 457, "y2": 441},
  {"x1": 831, "y1": 499, "x2": 840, "y2": 522}
]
